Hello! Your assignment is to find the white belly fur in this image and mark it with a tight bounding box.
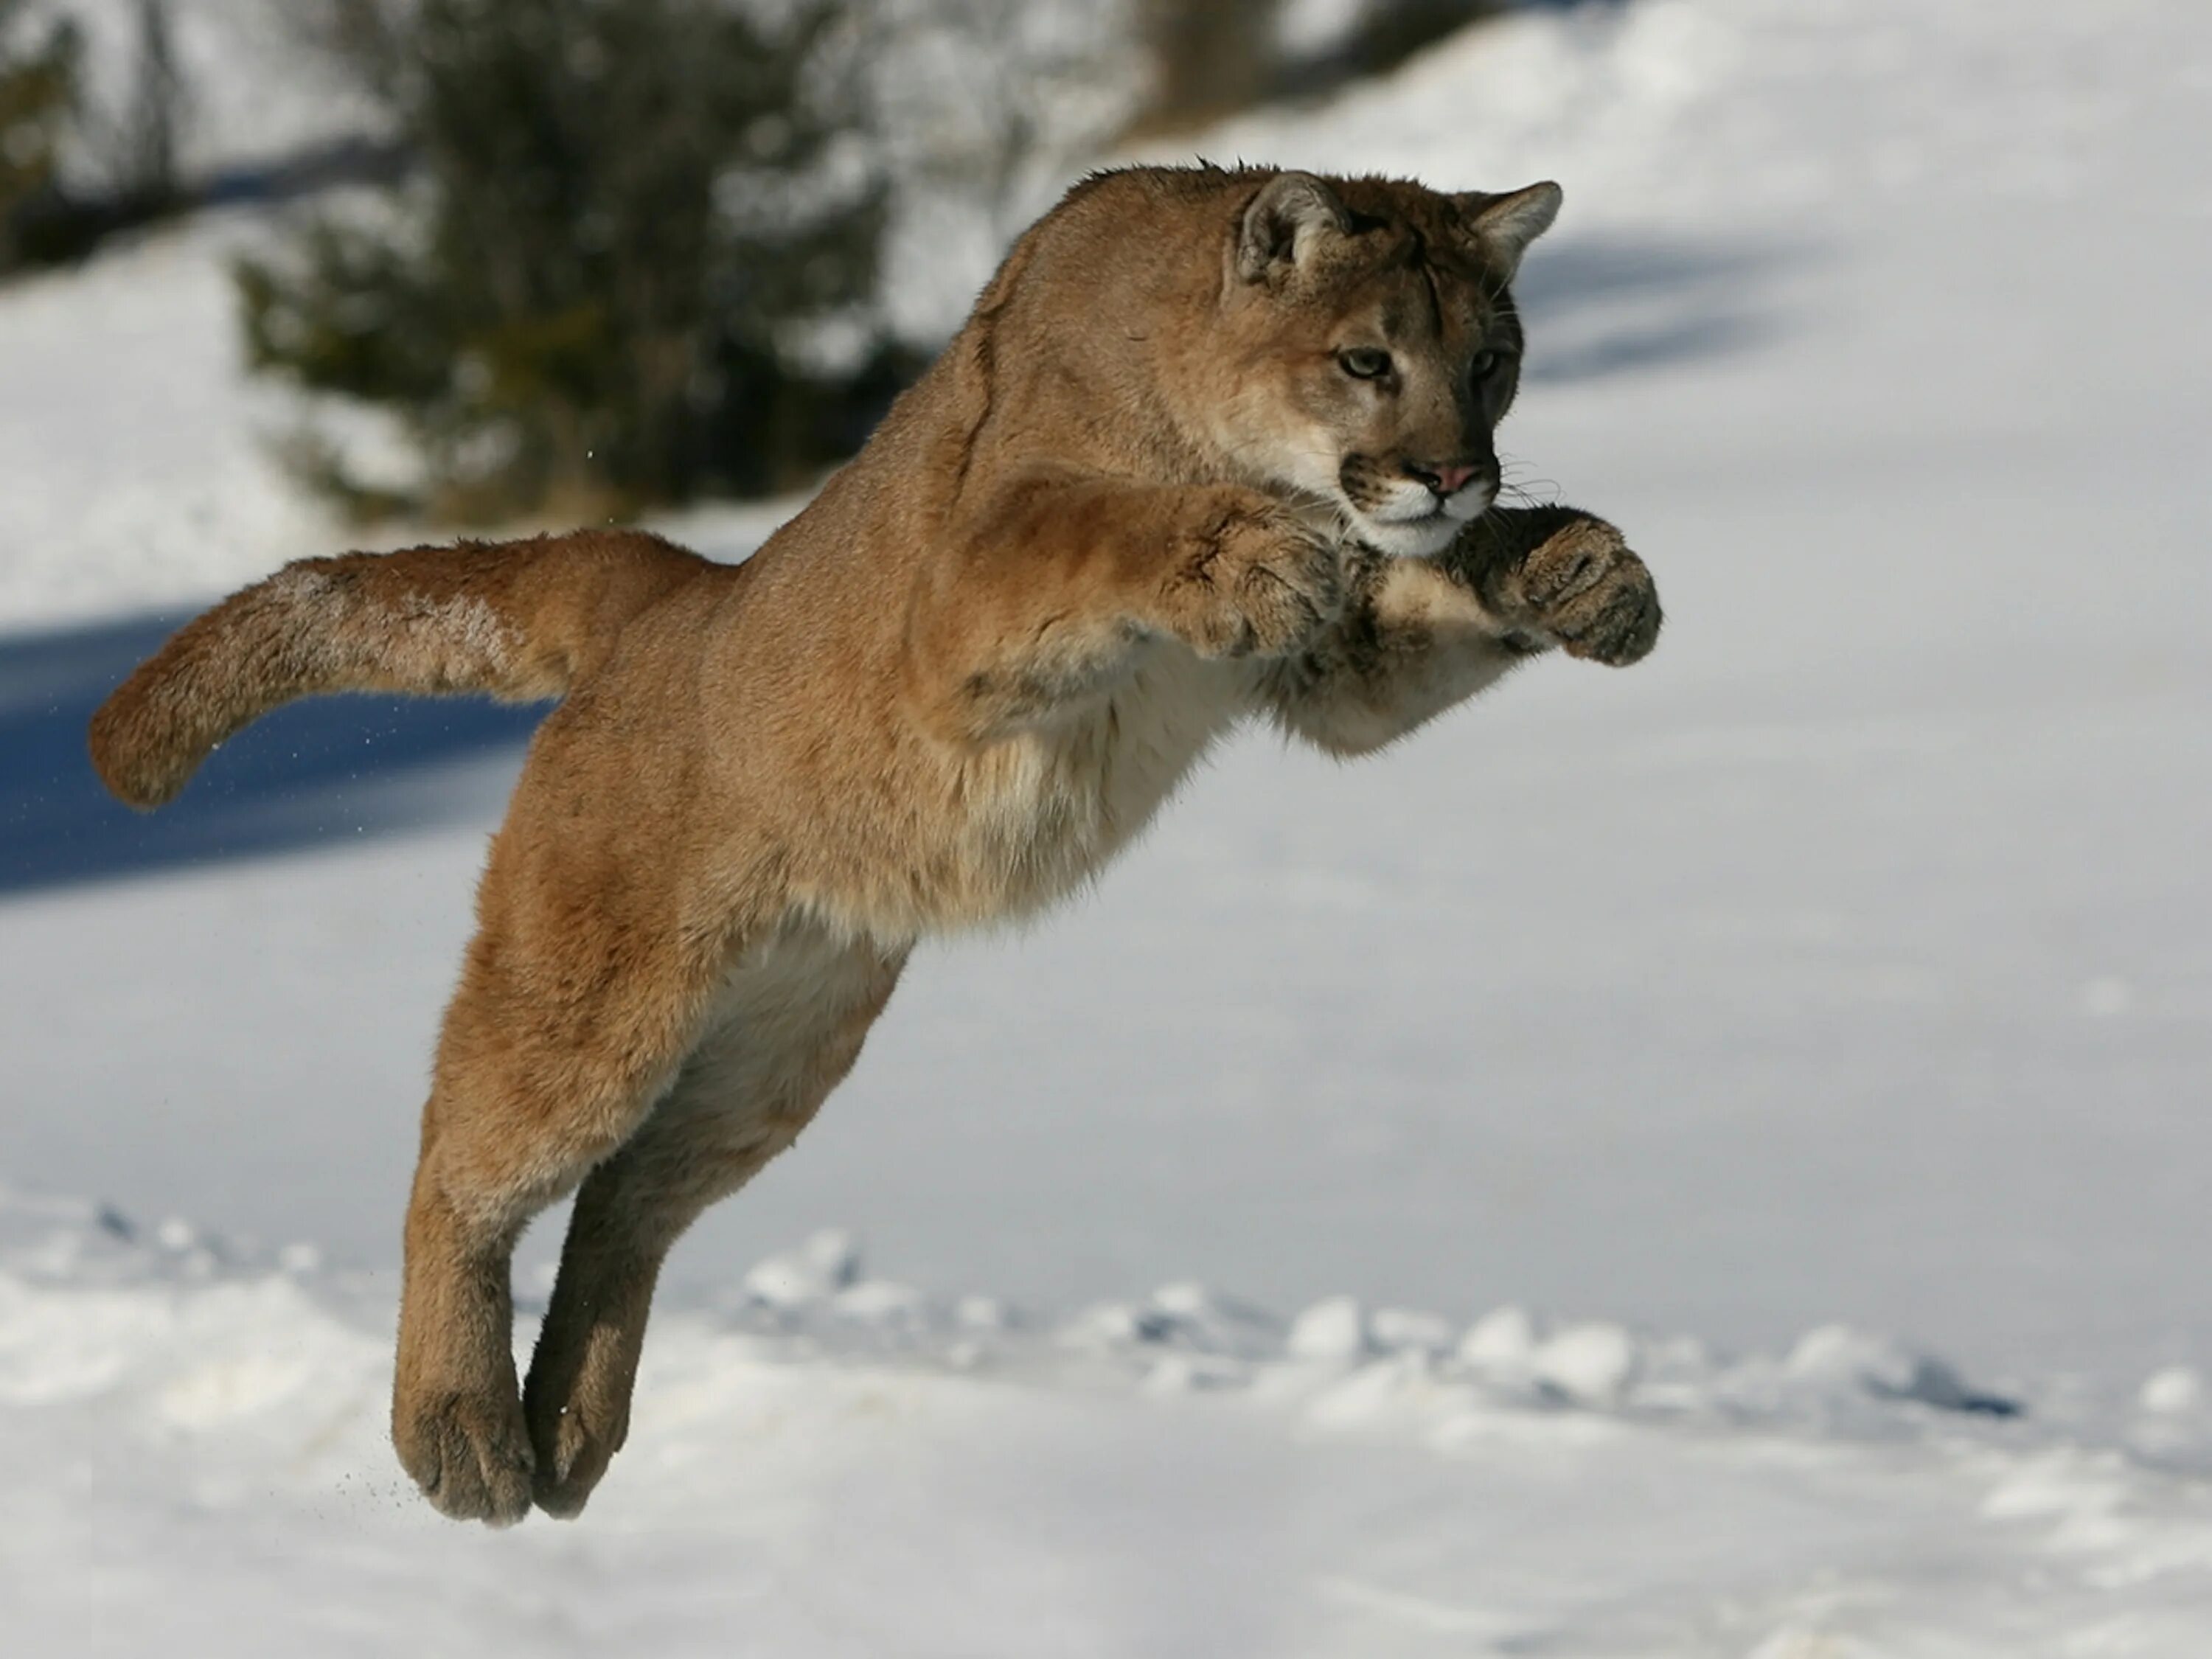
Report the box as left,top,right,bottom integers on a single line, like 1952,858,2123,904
961,641,1245,924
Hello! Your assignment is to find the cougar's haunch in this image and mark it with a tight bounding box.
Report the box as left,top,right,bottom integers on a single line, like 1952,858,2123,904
89,165,1660,1524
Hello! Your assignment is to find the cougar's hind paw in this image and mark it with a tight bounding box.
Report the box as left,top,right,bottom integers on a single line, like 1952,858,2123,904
394,1386,537,1526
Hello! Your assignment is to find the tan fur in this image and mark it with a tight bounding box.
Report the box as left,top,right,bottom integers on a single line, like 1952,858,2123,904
87,165,1659,1524
89,530,710,809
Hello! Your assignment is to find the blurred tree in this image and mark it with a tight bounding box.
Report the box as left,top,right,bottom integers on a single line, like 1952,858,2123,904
0,0,80,268
114,0,184,212
239,0,900,524
1142,0,1508,132
1142,0,1279,130
3,0,187,271
1323,0,1510,80
862,0,1141,252
849,0,1145,349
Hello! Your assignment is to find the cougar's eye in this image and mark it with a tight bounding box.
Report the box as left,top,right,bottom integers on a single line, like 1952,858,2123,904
1338,347,1394,381
1470,349,1500,381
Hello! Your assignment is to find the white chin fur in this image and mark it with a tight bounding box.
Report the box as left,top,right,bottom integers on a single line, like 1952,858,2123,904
1443,487,1494,524
1354,512,1461,559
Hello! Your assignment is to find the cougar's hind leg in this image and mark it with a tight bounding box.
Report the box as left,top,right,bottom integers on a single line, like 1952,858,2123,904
391,827,738,1526
524,921,908,1518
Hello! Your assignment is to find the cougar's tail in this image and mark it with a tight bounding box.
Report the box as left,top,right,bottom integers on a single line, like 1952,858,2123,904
89,529,712,810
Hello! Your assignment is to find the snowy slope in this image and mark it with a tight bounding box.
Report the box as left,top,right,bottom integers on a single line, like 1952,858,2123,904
3,0,2211,1649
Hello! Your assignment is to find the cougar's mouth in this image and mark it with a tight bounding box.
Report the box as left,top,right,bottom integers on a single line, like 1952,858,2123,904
1332,453,1495,558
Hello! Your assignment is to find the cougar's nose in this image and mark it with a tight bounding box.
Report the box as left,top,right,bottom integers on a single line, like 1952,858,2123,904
1405,459,1481,498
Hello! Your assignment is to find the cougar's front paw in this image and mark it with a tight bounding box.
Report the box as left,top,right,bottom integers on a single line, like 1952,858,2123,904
393,1383,537,1526
1496,518,1661,667
1179,497,1347,658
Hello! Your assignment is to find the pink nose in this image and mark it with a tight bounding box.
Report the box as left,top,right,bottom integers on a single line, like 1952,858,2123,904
1413,461,1481,498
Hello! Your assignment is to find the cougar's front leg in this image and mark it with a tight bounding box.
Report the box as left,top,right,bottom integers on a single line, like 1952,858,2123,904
908,470,1348,741
1263,547,1531,755
1448,506,1663,667
1264,507,1661,754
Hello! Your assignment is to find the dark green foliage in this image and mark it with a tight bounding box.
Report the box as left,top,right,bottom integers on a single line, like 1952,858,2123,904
114,0,184,213
0,1,80,268
239,0,902,523
3,2,189,273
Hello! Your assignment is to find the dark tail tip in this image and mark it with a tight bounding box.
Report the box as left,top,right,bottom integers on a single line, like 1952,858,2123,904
88,678,191,810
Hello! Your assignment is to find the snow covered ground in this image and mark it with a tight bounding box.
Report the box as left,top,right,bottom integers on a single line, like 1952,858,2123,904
10,1187,2212,1657
4,0,2211,1651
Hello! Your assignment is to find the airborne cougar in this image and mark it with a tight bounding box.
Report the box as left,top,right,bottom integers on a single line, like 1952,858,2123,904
91,165,1661,1523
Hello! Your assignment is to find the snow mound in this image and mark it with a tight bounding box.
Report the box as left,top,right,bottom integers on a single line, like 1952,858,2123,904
0,1189,2053,1431
8,1188,2212,1655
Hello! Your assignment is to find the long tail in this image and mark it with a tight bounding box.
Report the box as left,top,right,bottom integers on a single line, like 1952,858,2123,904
89,528,713,810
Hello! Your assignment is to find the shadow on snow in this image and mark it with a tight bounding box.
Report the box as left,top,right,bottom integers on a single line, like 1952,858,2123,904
1517,232,1787,384
0,611,544,898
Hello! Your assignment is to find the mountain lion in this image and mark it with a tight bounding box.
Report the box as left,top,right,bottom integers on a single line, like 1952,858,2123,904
91,164,1660,1523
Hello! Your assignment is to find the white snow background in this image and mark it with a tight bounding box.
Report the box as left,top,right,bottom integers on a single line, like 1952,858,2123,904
2,1,2211,1653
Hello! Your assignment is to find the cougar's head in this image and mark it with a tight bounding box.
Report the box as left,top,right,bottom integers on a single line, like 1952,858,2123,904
1211,171,1562,558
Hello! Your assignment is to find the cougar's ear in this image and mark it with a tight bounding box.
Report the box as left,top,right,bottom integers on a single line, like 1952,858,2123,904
1237,172,1352,283
1456,181,1563,277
